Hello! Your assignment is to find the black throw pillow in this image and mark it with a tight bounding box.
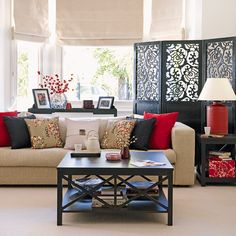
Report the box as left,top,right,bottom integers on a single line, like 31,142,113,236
3,115,36,149
129,118,156,151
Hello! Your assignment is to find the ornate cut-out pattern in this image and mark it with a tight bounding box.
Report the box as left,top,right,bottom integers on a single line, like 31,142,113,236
207,40,233,80
165,43,200,101
136,44,160,101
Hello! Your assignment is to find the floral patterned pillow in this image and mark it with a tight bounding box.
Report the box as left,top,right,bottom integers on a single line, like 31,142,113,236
101,120,135,149
25,117,63,149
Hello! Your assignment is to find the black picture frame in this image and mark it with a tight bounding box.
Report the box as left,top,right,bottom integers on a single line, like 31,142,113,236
32,89,51,109
97,96,114,109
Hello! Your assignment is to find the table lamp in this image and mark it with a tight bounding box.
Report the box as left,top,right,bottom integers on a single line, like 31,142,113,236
198,78,236,135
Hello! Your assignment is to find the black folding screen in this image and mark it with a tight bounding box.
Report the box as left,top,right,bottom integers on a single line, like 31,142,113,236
133,37,236,133
161,40,202,131
133,41,162,114
203,37,236,133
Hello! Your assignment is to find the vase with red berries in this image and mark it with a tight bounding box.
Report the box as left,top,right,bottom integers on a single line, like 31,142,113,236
38,71,74,109
50,93,67,109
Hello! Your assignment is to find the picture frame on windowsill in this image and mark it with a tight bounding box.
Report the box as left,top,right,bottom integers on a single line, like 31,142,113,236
32,89,51,109
97,96,114,109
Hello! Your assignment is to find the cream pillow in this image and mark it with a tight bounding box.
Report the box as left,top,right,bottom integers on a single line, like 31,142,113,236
64,119,99,150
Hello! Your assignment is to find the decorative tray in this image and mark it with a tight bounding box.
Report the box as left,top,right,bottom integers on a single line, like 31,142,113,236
71,152,101,158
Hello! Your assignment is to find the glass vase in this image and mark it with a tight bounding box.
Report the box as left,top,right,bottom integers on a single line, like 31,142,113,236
50,93,67,109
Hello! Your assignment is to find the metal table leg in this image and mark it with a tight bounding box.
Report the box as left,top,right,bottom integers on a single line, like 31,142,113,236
167,172,173,226
57,171,63,226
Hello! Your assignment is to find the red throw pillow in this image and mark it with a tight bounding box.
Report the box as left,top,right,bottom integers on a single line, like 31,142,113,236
143,111,179,149
0,111,18,147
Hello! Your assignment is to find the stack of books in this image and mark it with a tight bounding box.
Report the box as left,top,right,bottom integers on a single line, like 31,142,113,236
126,181,159,199
208,151,232,160
92,186,127,208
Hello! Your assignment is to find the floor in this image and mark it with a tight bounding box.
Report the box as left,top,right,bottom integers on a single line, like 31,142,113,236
0,182,235,236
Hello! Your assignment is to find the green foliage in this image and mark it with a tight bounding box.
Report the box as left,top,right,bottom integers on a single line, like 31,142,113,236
17,52,29,96
92,48,132,99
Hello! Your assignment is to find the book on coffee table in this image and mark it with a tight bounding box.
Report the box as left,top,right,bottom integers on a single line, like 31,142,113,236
130,160,166,167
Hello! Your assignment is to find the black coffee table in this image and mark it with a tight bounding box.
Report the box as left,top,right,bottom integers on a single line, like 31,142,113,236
57,151,174,226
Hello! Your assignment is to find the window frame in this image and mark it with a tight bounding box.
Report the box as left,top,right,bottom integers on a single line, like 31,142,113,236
12,40,44,111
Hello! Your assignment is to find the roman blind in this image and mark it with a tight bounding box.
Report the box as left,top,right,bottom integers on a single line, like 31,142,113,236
149,0,184,40
56,0,143,45
13,0,49,41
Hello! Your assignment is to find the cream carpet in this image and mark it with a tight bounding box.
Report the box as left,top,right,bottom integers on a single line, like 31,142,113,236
0,182,236,236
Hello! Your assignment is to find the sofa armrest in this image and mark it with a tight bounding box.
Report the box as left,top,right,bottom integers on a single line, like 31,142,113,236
171,122,195,185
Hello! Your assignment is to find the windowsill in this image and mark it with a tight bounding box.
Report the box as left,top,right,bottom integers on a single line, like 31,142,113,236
70,100,133,116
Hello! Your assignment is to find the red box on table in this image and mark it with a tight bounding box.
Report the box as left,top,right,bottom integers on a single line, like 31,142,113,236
209,157,235,178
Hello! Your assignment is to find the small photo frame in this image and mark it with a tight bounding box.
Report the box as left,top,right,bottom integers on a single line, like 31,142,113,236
97,96,114,109
83,100,94,109
32,89,51,109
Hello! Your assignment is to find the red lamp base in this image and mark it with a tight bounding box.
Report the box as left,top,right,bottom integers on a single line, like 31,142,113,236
207,102,228,135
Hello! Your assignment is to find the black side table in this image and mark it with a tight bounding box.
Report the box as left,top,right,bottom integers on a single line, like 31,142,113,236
196,134,236,186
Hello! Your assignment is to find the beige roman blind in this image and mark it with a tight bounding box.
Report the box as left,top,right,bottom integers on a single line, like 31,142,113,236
56,0,143,45
13,0,49,41
149,0,183,40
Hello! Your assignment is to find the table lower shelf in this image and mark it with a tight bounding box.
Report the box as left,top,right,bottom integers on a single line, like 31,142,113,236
197,171,236,185
62,188,168,213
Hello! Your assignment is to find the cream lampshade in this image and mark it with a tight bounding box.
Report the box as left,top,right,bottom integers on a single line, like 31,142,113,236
198,78,236,135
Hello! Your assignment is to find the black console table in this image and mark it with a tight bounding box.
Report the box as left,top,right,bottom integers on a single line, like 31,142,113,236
28,108,117,117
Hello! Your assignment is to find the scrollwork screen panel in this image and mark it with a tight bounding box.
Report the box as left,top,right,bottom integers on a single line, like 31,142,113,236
165,43,200,101
205,38,235,133
135,43,160,101
207,40,233,81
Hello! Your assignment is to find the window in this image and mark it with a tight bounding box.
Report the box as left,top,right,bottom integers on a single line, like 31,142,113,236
16,41,42,111
62,46,133,101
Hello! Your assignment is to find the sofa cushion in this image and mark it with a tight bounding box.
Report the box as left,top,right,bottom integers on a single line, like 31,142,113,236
25,117,63,149
0,147,68,167
58,118,109,144
101,120,136,149
3,115,36,149
144,112,179,149
128,118,156,151
0,111,18,147
64,118,99,149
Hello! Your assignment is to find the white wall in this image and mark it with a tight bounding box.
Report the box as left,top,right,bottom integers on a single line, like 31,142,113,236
0,0,11,111
185,0,236,40
202,0,236,39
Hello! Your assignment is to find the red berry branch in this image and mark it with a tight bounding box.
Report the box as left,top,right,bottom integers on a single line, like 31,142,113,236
38,71,74,95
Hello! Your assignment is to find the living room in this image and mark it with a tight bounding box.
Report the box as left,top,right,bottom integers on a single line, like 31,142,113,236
0,0,236,235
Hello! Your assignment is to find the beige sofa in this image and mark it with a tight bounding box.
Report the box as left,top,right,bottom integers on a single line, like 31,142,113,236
0,118,195,186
